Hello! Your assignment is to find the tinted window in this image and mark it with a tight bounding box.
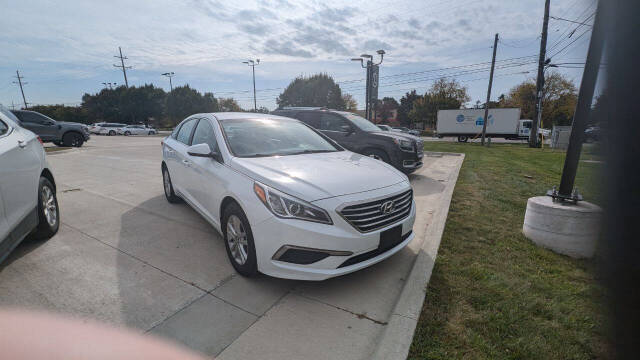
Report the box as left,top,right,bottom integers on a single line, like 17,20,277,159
0,120,8,136
220,118,340,157
176,118,197,144
318,113,348,132
20,112,47,124
295,112,320,128
339,112,380,132
191,119,218,151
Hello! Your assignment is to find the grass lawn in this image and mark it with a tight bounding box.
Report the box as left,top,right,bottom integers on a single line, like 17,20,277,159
409,142,609,359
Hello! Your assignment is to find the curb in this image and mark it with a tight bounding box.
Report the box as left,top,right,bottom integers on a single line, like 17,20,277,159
371,154,464,360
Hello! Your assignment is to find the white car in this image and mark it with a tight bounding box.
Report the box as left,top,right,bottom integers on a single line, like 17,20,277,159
0,105,60,264
161,113,415,280
118,125,157,136
91,122,127,136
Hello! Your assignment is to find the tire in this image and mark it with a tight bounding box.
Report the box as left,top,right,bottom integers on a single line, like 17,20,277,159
32,177,60,240
162,166,181,203
148,131,154,135
457,135,469,143
124,131,131,136
63,132,84,147
364,148,390,163
109,130,116,136
222,202,258,277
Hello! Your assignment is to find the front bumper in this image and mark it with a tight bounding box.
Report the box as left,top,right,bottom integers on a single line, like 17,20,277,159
252,181,415,281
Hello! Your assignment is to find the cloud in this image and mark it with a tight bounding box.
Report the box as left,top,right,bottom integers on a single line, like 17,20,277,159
363,39,393,51
263,39,314,58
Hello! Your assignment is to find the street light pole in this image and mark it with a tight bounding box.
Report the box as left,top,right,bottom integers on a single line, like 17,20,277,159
243,59,260,111
161,72,175,91
351,50,384,121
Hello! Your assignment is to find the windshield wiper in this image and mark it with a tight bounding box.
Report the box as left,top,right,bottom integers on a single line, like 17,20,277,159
289,149,336,155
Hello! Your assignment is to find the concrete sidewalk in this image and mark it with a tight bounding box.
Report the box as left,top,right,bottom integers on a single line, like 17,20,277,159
0,136,463,359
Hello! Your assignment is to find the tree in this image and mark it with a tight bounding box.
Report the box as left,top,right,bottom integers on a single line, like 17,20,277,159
28,104,89,124
505,71,577,127
219,98,243,112
119,84,166,124
397,90,422,126
165,85,219,125
377,97,399,122
342,94,358,111
277,73,345,109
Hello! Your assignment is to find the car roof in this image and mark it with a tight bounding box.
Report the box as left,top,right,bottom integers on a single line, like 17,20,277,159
208,112,296,122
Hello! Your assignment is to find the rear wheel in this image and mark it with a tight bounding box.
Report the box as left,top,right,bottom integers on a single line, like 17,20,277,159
457,135,469,143
124,131,131,136
32,177,59,240
162,166,181,203
109,130,116,136
63,132,84,147
364,149,390,163
148,131,154,135
222,202,258,277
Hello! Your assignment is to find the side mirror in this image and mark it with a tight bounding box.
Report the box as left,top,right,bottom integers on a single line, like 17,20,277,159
340,125,354,134
187,143,221,162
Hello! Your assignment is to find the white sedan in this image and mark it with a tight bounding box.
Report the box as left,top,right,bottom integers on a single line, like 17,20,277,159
118,125,157,136
161,113,415,280
0,105,60,264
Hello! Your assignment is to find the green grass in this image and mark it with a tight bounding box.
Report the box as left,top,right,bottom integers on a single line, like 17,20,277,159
409,143,609,359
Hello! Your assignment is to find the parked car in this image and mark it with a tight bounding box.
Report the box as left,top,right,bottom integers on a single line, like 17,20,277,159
377,124,394,132
11,110,90,147
584,126,601,142
392,126,420,136
0,106,60,264
118,125,157,136
271,108,423,174
161,113,415,280
91,123,127,136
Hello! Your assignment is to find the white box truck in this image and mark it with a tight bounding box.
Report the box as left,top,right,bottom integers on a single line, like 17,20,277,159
436,108,533,142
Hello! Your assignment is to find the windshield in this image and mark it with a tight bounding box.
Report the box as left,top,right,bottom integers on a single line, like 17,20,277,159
338,112,381,132
220,118,341,158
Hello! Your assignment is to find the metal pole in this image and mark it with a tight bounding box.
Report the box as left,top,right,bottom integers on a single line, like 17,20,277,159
365,61,371,120
554,0,604,200
119,47,129,87
530,0,551,147
482,33,499,146
252,64,257,112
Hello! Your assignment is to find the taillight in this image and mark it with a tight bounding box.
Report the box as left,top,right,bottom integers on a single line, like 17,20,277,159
37,136,43,144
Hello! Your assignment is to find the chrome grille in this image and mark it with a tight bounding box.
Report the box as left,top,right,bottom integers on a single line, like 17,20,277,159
338,189,413,232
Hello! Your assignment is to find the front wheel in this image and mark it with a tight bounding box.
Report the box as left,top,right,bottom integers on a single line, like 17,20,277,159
109,130,116,136
222,202,258,277
63,132,84,147
32,177,60,240
148,131,154,135
457,135,469,143
124,131,131,136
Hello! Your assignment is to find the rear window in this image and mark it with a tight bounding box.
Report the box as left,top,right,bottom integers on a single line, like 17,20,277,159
0,120,8,136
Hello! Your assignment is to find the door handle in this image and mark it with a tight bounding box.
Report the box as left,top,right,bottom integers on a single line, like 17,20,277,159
18,140,27,148
182,159,191,167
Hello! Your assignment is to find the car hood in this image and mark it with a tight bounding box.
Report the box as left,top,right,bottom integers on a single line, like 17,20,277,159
231,151,407,202
369,131,421,142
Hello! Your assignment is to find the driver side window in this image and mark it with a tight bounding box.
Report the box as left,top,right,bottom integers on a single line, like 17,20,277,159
191,119,218,151
319,114,348,132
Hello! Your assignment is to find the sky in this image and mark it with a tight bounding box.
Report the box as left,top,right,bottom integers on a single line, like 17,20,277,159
0,0,596,111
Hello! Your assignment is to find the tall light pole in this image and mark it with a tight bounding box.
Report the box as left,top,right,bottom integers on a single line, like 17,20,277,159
243,59,260,111
161,72,175,91
351,50,384,121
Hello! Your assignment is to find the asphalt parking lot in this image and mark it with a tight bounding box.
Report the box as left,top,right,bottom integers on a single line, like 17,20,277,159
0,135,463,359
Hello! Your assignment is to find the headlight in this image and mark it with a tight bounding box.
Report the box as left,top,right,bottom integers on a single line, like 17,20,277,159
253,182,332,224
393,138,415,152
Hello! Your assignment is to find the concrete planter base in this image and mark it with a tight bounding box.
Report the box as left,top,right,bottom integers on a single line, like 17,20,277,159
523,196,601,258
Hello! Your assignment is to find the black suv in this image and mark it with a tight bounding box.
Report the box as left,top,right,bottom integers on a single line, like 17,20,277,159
11,110,90,147
272,108,423,174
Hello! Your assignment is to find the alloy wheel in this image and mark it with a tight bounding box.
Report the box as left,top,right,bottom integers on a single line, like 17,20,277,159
226,215,248,265
163,169,171,196
42,185,58,226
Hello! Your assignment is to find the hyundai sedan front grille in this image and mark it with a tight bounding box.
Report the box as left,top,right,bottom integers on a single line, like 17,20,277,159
338,189,413,232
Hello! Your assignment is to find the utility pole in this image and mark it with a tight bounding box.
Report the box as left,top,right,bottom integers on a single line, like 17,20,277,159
482,33,499,145
530,0,551,147
161,72,175,91
13,70,28,109
113,47,131,87
242,59,260,111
